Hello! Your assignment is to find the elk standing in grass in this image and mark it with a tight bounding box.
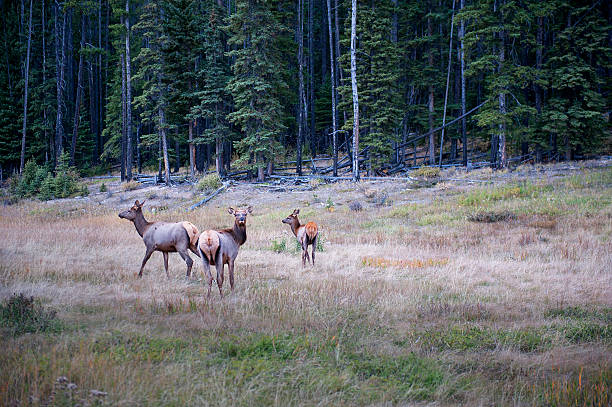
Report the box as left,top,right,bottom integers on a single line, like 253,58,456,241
282,209,318,267
198,206,252,298
118,200,200,278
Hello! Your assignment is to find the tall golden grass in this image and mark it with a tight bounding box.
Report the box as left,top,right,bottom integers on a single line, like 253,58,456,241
1,167,610,406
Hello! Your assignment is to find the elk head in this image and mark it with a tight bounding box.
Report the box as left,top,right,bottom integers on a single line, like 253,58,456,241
119,200,145,220
228,206,253,227
282,209,300,225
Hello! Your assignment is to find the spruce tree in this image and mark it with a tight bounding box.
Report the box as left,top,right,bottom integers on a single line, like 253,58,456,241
226,0,288,181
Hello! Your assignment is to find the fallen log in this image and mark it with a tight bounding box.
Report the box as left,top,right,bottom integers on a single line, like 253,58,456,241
187,182,228,211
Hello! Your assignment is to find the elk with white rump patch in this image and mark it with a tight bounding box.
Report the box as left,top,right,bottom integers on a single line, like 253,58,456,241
198,206,252,298
118,200,200,278
282,208,319,267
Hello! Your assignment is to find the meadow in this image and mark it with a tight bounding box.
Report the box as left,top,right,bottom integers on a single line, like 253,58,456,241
1,166,611,406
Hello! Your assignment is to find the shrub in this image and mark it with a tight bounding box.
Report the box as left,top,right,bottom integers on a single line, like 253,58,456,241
0,293,63,336
13,160,50,198
121,180,140,191
270,238,288,253
467,210,516,223
38,173,55,201
11,154,90,201
197,173,222,192
413,166,441,178
99,182,107,193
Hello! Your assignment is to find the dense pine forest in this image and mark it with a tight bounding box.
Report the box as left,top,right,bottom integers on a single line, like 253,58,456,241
1,0,610,183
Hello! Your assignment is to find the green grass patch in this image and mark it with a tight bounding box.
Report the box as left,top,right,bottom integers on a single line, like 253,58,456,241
348,352,445,400
0,294,64,336
91,331,193,363
563,168,612,189
458,182,553,207
544,306,612,324
407,325,552,353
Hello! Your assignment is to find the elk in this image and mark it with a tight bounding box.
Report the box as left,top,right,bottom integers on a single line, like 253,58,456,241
118,200,200,278
282,208,318,267
198,206,252,298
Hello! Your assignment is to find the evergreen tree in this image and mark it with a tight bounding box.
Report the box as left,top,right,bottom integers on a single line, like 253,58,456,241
226,0,289,181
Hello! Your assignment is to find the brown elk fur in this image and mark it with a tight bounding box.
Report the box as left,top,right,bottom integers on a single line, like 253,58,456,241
119,200,200,278
282,209,319,267
198,206,252,298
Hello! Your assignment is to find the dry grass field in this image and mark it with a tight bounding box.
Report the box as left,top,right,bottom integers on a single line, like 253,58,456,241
1,165,611,406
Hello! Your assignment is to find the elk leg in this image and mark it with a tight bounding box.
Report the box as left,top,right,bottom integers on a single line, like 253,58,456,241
311,237,316,266
199,247,214,298
178,250,193,278
202,259,213,298
139,247,155,277
228,259,235,291
216,262,225,298
162,252,170,279
302,241,310,266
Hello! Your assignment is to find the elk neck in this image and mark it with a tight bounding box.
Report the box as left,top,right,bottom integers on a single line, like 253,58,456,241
289,216,302,237
227,221,247,246
132,211,152,238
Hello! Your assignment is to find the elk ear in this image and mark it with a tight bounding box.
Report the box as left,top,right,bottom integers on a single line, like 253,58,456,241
228,207,235,215
134,200,140,206
293,208,300,215
247,206,253,214
139,200,145,207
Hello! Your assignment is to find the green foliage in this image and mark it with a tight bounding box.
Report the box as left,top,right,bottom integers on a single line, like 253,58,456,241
196,173,221,192
99,182,107,193
226,0,289,173
0,293,63,336
270,238,288,253
9,155,88,201
458,182,553,207
413,166,441,178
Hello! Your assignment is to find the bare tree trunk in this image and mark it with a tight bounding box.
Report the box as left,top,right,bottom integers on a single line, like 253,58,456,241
428,8,435,165
42,0,49,163
159,105,170,185
297,0,305,176
98,0,103,162
256,151,264,182
308,0,315,157
497,30,506,168
350,0,359,181
188,119,195,177
20,0,33,172
136,122,141,174
55,2,67,166
334,0,347,127
534,15,543,163
326,0,337,176
70,15,85,166
460,0,467,167
439,0,456,167
120,45,126,181
87,14,97,163
125,0,133,180
215,135,224,176
174,134,180,173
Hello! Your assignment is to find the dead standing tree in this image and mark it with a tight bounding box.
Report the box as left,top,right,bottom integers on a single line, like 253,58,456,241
350,0,359,181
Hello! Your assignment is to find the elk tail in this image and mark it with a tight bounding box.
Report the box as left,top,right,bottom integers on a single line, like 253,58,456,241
181,221,201,256
198,230,220,266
